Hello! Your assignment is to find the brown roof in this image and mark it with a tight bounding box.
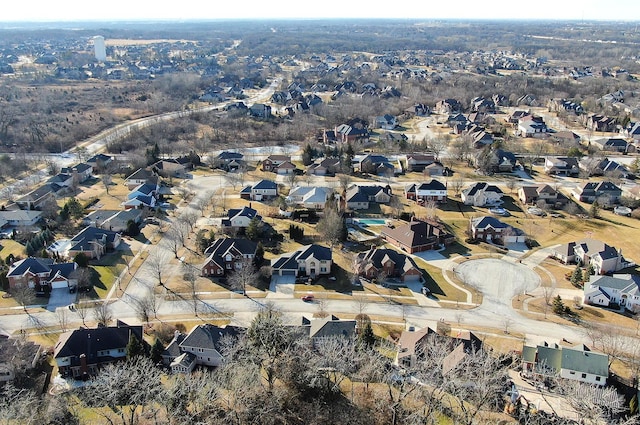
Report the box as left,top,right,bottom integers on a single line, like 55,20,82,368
381,220,447,248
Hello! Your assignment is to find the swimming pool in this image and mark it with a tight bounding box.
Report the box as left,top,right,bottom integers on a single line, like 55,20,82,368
357,219,387,226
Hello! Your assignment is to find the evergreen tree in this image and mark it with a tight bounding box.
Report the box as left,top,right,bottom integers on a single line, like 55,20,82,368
254,242,265,267
126,333,145,359
150,338,164,364
246,216,261,241
570,265,583,287
552,295,565,315
590,200,600,219
302,143,315,166
358,321,376,349
74,253,89,268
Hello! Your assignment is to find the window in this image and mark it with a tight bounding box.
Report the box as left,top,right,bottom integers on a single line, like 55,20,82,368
595,376,601,381
569,371,575,375
118,348,125,353
582,373,587,378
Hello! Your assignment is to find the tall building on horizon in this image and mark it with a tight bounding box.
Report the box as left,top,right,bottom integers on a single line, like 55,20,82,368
93,35,106,62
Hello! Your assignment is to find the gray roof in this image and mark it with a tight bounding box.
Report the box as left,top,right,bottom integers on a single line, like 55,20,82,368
179,324,242,351
271,244,332,271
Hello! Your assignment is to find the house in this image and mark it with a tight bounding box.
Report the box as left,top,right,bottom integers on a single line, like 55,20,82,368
424,162,446,176
518,184,566,207
83,209,143,233
304,315,356,343
306,157,341,176
271,244,332,278
394,326,482,368
469,216,525,243
7,257,77,292
275,161,297,175
579,157,630,178
470,96,496,113
551,239,629,275
54,321,144,379
548,98,584,115
521,342,608,386
15,184,59,210
591,138,634,153
215,151,244,171
48,173,74,188
67,226,121,259
334,123,369,143
404,180,447,203
403,153,436,172
286,186,332,210
345,185,392,210
544,157,580,176
381,219,454,253
586,114,618,133
200,238,257,277
571,181,622,205
151,159,186,178
122,194,156,210
517,114,548,137
240,180,278,201
166,324,243,373
127,182,158,200
262,155,291,172
461,182,503,207
124,168,158,190
435,98,462,114
355,247,424,283
375,114,398,130
0,336,42,383
221,206,262,229
248,103,272,119
86,153,114,171
60,163,93,183
477,149,517,173
352,154,396,175
0,210,42,228
584,274,640,311
551,131,581,145
404,103,430,117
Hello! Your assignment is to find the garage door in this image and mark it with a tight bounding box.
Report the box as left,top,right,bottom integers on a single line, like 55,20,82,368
280,270,296,276
51,280,69,289
403,274,420,282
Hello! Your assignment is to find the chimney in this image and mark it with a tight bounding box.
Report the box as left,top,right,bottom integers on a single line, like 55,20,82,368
80,353,88,377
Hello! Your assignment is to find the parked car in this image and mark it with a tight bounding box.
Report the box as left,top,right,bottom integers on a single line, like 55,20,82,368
527,207,546,216
489,207,510,216
301,294,314,302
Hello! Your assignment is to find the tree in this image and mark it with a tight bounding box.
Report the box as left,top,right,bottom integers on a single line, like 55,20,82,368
56,308,70,332
228,257,258,296
570,265,583,287
389,194,403,218
552,295,565,315
73,252,89,268
245,216,262,241
450,177,465,197
146,248,169,287
506,179,517,194
93,301,113,327
150,338,164,364
0,383,42,425
74,294,91,327
317,208,344,249
126,332,145,359
358,321,376,348
589,200,600,219
102,174,112,195
11,281,36,312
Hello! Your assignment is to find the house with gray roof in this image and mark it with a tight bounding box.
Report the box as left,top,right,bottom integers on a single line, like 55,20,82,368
15,183,60,210
355,247,424,283
83,209,143,233
7,257,77,292
286,186,332,210
240,179,278,201
221,206,262,229
469,216,525,243
551,239,630,275
461,182,503,207
345,185,392,210
522,342,608,386
67,226,121,260
571,181,622,205
54,321,144,379
271,244,332,278
303,315,356,343
584,274,640,311
165,324,243,373
201,238,257,277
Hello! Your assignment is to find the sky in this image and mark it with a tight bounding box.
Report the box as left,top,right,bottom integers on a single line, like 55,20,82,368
2,0,640,22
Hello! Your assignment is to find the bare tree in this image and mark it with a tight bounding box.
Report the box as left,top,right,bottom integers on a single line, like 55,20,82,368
450,177,465,197
74,294,91,327
10,282,36,312
317,208,343,249
338,174,352,193
182,262,201,316
389,194,403,218
177,210,199,234
102,174,113,195
0,383,43,425
56,308,70,332
506,179,517,194
146,248,169,287
227,257,258,296
424,199,438,220
93,301,113,327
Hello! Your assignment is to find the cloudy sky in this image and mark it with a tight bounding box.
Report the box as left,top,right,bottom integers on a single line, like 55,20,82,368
2,0,640,22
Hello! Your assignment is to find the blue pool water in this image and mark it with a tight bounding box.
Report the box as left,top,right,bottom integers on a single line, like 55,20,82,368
357,219,387,226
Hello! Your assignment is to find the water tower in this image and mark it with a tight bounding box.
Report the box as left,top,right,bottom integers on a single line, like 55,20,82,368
93,36,106,62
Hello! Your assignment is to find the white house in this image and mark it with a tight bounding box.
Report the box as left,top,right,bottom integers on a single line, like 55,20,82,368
461,182,503,207
286,186,332,210
240,180,278,201
584,274,640,311
271,244,332,278
221,206,261,229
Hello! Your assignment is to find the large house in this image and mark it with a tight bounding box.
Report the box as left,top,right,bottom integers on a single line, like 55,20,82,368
271,244,332,278
0,210,42,230
221,206,262,230
83,209,143,233
381,219,454,253
345,185,392,210
579,157,630,178
516,114,548,137
591,138,634,153
584,274,640,311
461,182,503,207
304,315,356,343
164,324,243,373
200,238,257,277
240,180,278,201
54,321,144,379
544,157,580,176
404,180,447,203
521,342,608,386
262,155,291,172
518,184,566,208
355,248,424,283
124,168,158,190
550,239,629,275
403,153,436,172
215,151,244,171
7,257,77,292
67,226,122,259
15,184,60,210
306,157,342,176
394,326,482,368
286,186,332,210
352,154,396,175
469,216,525,243
571,181,622,205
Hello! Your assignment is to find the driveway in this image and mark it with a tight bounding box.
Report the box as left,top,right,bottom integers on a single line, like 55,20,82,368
268,275,295,298
454,258,540,316
47,288,76,311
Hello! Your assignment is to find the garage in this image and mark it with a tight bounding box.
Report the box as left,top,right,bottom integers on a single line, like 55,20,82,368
50,279,70,289
280,270,296,276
